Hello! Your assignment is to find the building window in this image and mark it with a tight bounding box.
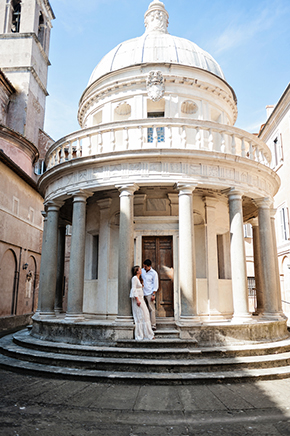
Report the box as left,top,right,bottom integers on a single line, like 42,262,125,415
278,205,290,243
272,133,283,168
34,159,46,175
38,11,46,47
13,196,19,216
243,223,253,238
11,0,21,33
147,111,165,143
92,235,99,280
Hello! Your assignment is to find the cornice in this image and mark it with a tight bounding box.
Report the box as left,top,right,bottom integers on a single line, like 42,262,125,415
259,83,290,142
0,124,39,163
2,66,49,96
0,33,51,67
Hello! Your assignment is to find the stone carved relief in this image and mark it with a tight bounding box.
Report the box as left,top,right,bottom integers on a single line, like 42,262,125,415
146,71,165,102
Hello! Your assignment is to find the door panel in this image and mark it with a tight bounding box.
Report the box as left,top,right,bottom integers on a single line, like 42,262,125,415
142,236,173,317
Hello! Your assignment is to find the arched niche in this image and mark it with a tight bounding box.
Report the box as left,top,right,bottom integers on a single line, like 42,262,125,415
0,249,17,316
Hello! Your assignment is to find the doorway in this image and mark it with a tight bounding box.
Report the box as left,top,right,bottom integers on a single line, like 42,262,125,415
142,236,174,317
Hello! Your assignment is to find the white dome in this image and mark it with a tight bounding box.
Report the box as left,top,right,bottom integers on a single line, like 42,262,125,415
88,1,225,86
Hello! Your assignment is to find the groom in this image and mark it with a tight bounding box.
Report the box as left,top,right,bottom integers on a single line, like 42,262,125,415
141,259,159,331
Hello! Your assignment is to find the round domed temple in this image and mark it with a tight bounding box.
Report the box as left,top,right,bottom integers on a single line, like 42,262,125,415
22,0,288,367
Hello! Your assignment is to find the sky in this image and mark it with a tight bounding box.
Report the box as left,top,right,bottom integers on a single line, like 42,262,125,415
44,0,290,141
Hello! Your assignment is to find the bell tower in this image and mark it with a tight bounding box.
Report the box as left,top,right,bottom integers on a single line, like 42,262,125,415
0,0,55,146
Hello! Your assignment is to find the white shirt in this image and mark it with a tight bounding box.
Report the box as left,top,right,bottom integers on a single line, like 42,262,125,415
141,267,159,296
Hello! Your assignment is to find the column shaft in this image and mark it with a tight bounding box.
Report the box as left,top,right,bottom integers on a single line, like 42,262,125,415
97,198,112,316
38,203,61,314
178,184,197,318
270,209,282,313
204,197,220,316
117,184,138,318
250,219,265,313
257,200,279,315
55,225,66,314
228,191,250,319
66,193,90,318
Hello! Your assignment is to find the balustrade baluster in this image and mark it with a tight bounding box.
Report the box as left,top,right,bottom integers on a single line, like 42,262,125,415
231,135,236,155
196,127,201,149
153,126,158,147
167,125,172,147
241,138,246,157
87,135,92,155
182,126,187,148
249,141,253,160
221,132,226,153
208,129,214,151
98,132,103,153
68,142,73,160
60,144,65,163
138,126,143,148
124,127,129,149
76,139,81,158
54,151,58,166
111,129,116,151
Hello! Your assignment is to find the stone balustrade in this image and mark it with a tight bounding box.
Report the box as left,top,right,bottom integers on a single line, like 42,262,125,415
45,119,271,170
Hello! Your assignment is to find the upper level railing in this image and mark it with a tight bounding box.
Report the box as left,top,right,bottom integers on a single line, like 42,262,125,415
45,118,271,170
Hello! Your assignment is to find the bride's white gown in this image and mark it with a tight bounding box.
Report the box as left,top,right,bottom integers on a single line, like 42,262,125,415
130,276,154,341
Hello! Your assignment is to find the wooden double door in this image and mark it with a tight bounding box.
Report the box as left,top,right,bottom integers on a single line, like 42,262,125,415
142,236,174,317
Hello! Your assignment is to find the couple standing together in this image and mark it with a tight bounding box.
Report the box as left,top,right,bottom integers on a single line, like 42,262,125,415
130,259,158,341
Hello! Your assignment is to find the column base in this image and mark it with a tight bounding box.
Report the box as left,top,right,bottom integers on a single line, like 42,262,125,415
64,313,84,321
259,312,285,321
38,312,55,317
115,315,134,325
178,315,201,325
231,313,253,324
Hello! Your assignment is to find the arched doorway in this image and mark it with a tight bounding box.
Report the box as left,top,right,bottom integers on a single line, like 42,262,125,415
0,249,17,316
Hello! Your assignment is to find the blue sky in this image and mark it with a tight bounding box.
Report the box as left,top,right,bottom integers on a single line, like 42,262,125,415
44,0,290,141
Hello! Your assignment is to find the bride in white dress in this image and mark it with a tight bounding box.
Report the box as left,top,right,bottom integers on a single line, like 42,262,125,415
130,266,155,341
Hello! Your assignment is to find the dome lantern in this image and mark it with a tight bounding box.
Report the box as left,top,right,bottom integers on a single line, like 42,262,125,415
144,0,169,34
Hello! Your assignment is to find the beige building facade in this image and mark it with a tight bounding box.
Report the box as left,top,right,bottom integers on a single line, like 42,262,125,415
0,0,54,331
259,84,290,321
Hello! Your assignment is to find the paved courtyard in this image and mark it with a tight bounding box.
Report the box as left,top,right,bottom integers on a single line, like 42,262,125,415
1,368,290,435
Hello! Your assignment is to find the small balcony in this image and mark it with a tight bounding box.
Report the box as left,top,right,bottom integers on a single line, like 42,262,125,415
45,118,271,171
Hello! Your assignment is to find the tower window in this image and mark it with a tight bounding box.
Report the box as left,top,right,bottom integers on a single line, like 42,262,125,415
11,0,21,33
38,11,46,46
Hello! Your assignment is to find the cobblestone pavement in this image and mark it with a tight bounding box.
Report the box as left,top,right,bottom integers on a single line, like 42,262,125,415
1,369,290,435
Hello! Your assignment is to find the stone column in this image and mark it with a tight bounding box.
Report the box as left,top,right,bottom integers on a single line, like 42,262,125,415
38,201,63,315
36,210,47,313
116,184,139,319
177,183,198,320
66,190,92,320
204,196,221,318
54,222,66,314
270,207,283,313
255,198,279,316
96,198,112,316
228,189,250,320
249,218,264,314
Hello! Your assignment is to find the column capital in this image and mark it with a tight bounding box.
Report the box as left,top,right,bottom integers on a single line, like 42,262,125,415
97,198,112,210
248,217,259,227
175,183,197,195
253,197,273,209
68,189,94,203
116,183,139,196
44,199,64,212
224,188,243,201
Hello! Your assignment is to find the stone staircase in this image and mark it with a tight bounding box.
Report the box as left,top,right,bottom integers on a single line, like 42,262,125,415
1,328,290,384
